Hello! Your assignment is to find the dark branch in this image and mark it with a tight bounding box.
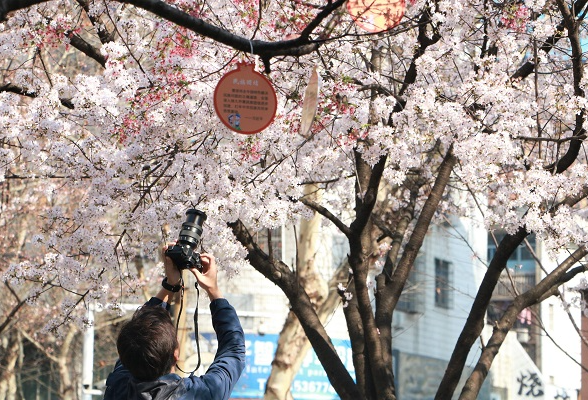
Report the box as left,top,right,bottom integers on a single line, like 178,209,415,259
298,0,347,40
0,0,46,21
115,0,335,71
436,225,529,400
68,34,107,67
298,196,352,237
512,0,588,81
399,5,441,96
0,83,74,109
76,0,115,44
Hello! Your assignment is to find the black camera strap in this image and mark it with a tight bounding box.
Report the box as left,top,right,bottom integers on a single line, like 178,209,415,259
174,274,202,377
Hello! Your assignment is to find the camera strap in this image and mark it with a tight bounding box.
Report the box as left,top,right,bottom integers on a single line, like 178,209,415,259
174,275,202,377
190,283,202,377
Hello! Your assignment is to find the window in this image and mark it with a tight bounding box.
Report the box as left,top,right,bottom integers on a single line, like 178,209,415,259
435,258,452,309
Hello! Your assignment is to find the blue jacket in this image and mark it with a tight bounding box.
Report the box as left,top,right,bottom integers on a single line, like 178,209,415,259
103,298,245,400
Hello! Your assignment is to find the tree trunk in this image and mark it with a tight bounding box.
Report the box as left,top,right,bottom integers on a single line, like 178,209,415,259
0,331,19,400
264,261,351,400
57,324,78,400
264,312,308,400
0,229,27,400
171,289,190,373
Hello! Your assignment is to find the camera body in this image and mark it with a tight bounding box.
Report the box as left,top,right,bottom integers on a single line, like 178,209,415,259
165,209,207,271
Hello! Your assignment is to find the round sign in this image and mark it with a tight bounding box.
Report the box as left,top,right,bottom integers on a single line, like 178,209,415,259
347,0,406,33
213,63,278,134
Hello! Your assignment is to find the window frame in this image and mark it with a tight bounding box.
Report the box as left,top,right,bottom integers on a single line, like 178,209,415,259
434,258,452,309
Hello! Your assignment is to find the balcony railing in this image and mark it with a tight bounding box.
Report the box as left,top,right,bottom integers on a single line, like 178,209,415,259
492,273,536,299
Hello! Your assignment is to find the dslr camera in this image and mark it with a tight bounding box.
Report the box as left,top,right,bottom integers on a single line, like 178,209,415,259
165,209,207,271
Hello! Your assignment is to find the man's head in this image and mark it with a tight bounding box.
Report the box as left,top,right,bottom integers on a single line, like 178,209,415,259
117,306,179,381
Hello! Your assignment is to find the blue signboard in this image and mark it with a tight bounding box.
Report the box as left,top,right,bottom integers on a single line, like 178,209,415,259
201,333,355,399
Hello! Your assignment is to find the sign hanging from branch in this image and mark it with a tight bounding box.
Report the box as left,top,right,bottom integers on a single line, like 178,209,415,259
347,0,406,33
214,63,278,134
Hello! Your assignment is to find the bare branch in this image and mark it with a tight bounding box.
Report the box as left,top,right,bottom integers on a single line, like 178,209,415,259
298,196,351,237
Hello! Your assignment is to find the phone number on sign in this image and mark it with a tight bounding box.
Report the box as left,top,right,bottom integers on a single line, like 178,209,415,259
292,380,336,394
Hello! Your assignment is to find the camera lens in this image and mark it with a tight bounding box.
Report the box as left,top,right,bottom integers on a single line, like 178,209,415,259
178,209,207,246
185,209,207,225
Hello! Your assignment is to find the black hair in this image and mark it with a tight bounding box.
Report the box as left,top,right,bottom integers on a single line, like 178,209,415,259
117,305,179,381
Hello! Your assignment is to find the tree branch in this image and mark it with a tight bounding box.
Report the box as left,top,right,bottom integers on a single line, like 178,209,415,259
351,153,388,234
76,0,115,44
18,328,61,364
379,146,457,311
459,246,588,399
543,0,587,174
1,0,348,72
0,284,27,336
0,0,46,20
399,5,441,96
436,224,529,400
68,34,107,67
298,196,351,237
228,219,361,400
0,83,74,109
298,0,347,40
511,0,588,81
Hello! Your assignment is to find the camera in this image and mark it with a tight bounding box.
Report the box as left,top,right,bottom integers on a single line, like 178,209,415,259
165,209,207,271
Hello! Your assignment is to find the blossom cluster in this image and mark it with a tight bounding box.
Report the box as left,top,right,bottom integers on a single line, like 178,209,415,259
0,0,587,332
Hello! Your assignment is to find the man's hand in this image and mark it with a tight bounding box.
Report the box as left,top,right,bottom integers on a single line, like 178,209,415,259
163,243,182,286
188,253,223,300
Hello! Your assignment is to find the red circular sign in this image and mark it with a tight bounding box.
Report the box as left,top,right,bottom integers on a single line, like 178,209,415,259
347,0,406,33
213,63,278,134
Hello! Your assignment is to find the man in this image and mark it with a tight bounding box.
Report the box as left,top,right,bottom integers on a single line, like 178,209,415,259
103,250,246,400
